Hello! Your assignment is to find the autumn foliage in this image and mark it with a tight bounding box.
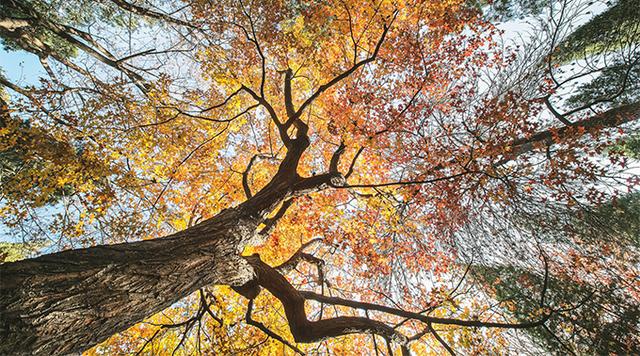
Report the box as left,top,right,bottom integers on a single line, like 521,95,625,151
1,0,639,354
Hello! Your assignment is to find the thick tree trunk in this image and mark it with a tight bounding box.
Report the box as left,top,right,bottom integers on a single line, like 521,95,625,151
0,206,260,355
0,99,330,354
0,166,311,355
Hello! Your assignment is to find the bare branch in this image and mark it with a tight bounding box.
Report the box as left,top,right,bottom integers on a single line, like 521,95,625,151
300,291,552,329
134,328,162,355
238,0,266,97
245,299,305,355
107,0,196,29
428,323,455,356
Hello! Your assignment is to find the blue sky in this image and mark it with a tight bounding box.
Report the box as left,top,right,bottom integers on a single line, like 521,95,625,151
0,48,43,244
0,48,45,87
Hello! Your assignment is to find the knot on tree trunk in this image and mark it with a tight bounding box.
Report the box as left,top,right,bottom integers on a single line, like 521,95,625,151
329,173,346,187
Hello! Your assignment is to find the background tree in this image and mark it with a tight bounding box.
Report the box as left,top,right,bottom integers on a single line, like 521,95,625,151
1,0,638,354
469,188,640,354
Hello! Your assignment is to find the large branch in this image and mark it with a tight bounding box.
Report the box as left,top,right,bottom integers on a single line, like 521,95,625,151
345,102,640,189
242,154,261,199
300,291,552,329
283,68,297,119
497,101,640,164
239,255,410,355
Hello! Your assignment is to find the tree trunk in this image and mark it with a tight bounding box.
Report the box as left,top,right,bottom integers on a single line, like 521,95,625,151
0,206,260,355
0,104,326,355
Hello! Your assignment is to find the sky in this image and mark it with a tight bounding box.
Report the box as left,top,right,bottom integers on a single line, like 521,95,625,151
0,49,45,87
0,0,621,249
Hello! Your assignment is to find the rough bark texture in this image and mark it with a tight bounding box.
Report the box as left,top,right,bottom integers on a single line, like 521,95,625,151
0,149,331,356
3,6,633,350
0,207,258,355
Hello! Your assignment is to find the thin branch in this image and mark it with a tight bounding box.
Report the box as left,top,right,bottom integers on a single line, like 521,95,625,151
201,87,246,112
151,124,229,209
259,199,295,235
135,329,162,356
107,0,197,29
294,11,398,119
199,289,223,326
238,0,266,97
275,239,326,284
428,323,455,355
245,299,305,355
341,171,471,189
345,147,364,179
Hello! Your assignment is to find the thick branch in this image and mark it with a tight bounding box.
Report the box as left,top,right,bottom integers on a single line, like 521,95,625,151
243,155,261,199
284,68,296,119
496,101,640,165
242,255,409,351
0,17,29,31
300,291,552,329
329,142,347,173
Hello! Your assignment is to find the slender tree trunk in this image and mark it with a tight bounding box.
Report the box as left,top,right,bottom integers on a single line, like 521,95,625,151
0,201,267,354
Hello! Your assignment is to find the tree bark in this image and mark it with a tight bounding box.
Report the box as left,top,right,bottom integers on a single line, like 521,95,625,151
505,101,640,159
0,152,333,355
0,203,262,355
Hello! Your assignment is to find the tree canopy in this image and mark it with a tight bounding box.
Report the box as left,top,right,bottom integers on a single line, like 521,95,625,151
1,0,639,354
